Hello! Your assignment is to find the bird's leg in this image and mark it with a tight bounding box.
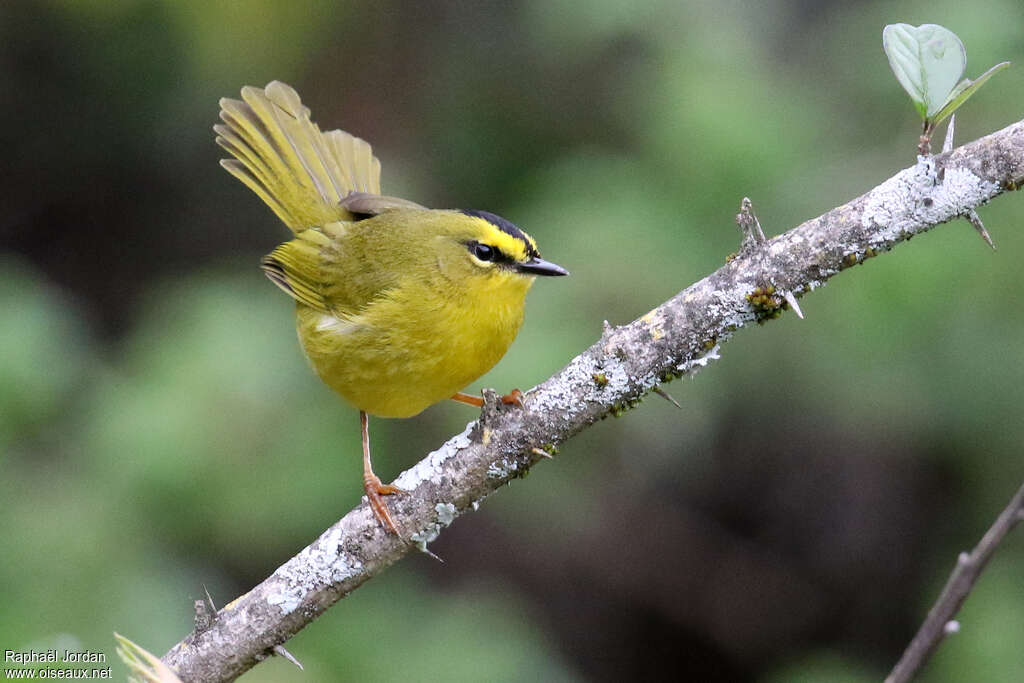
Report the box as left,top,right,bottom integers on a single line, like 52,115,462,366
450,389,524,408
361,410,405,535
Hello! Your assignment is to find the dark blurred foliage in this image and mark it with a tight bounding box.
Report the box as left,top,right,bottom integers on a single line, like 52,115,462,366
2,1,1024,681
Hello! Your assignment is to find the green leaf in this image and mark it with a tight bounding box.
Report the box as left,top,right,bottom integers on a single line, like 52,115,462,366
883,23,966,119
931,61,1011,126
115,633,183,683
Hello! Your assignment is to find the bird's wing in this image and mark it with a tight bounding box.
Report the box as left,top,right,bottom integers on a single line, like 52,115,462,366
215,81,385,232
260,223,403,316
260,231,333,312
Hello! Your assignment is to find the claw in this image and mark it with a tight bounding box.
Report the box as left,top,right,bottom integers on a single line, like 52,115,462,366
364,473,405,535
500,389,524,407
375,482,407,496
452,389,525,408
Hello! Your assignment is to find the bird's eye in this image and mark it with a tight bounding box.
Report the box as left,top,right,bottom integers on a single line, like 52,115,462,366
470,242,497,262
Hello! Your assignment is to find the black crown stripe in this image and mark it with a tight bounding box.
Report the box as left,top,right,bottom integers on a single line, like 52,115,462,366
460,209,539,258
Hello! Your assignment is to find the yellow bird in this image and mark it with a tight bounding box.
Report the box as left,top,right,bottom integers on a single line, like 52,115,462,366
215,81,567,533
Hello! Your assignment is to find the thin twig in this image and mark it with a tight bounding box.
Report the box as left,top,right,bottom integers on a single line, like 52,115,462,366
885,481,1024,683
162,118,1024,682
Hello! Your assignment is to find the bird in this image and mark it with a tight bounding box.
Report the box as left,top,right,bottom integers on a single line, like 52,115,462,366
214,81,567,534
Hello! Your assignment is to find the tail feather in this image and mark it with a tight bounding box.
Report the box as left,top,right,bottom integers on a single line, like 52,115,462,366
242,84,337,203
326,129,381,194
215,121,292,222
219,158,290,224
264,81,363,201
215,81,382,233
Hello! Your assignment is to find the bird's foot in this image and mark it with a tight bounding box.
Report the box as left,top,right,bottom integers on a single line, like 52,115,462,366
451,389,524,408
364,473,406,535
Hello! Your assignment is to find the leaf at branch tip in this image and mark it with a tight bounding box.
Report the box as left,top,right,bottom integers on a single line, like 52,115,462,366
114,633,184,683
883,23,966,119
931,61,1011,126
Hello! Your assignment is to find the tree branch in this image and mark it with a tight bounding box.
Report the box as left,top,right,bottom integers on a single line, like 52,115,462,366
885,481,1024,683
162,118,1024,682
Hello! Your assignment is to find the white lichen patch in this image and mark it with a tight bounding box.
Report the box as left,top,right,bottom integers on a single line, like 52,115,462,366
531,350,630,416
677,344,721,376
705,287,755,333
435,502,457,526
392,423,475,490
631,367,662,397
266,590,301,615
486,456,520,479
768,236,798,256
409,527,440,549
861,157,1000,241
268,525,363,615
409,502,460,552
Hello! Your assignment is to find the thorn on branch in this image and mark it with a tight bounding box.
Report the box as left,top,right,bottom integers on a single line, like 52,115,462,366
783,291,804,319
418,545,445,563
193,588,218,635
273,645,304,670
964,209,995,249
736,199,803,321
942,114,956,154
652,387,681,409
203,585,216,613
735,197,767,256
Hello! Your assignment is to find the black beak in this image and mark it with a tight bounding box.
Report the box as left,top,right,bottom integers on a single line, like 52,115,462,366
516,257,569,277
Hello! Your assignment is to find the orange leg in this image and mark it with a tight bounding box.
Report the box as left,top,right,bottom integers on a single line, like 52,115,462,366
451,389,524,408
361,410,405,535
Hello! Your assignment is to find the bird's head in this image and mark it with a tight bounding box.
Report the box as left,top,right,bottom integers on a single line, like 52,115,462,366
434,209,568,295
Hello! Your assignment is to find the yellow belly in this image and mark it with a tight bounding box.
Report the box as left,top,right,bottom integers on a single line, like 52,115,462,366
295,283,527,418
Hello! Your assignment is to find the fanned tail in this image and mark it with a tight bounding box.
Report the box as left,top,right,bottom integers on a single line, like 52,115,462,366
214,81,382,233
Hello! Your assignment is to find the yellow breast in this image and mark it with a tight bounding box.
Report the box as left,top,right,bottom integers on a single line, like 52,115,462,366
295,274,532,418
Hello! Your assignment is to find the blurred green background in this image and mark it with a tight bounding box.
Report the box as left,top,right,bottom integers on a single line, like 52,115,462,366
2,0,1023,681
